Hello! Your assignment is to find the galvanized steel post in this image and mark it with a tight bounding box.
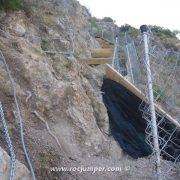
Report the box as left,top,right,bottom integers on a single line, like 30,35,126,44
140,25,162,180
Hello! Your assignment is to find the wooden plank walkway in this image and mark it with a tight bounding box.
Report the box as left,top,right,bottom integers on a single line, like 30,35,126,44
87,58,112,65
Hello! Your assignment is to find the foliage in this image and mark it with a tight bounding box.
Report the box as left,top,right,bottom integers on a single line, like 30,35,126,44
150,25,176,38
102,17,114,23
120,24,139,37
90,17,99,29
0,0,23,11
90,17,101,34
120,24,132,32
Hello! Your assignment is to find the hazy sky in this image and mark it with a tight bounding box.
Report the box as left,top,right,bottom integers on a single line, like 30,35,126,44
78,0,180,31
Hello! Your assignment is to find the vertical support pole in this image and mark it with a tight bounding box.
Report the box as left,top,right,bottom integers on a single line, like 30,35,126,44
112,36,118,69
125,32,135,84
140,25,162,180
112,25,115,43
101,24,104,38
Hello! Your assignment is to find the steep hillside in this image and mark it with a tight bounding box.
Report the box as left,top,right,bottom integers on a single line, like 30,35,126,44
0,0,122,179
0,1,179,180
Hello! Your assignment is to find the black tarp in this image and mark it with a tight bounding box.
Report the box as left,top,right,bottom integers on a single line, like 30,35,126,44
101,79,180,161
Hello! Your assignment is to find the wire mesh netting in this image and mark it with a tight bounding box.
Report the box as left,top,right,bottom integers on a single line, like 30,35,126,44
123,30,180,179
112,36,127,75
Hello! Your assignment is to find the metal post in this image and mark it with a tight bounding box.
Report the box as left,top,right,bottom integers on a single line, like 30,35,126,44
140,25,162,180
101,24,104,38
125,32,135,84
112,25,115,43
112,36,118,68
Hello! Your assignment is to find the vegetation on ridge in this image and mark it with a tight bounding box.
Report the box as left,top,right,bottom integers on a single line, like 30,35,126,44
0,0,23,11
149,25,177,38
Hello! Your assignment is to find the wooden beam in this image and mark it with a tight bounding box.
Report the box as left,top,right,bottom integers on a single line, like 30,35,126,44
105,64,180,129
91,48,113,58
95,37,114,48
87,58,112,65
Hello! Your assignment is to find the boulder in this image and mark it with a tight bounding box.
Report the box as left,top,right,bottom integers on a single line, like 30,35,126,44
0,147,31,180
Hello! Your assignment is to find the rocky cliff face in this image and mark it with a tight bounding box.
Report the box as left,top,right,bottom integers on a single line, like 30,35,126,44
0,0,122,179
90,17,119,43
23,0,99,58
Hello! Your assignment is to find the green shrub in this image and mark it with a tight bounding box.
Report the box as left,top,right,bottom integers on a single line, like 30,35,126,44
102,17,114,22
90,17,101,35
150,25,176,38
120,24,139,37
0,0,23,11
90,17,99,29
120,24,131,32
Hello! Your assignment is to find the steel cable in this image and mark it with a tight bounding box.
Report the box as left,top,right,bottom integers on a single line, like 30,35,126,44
0,102,16,180
0,51,36,180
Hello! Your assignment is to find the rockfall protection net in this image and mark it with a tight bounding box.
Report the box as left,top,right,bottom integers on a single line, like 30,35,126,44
101,78,180,161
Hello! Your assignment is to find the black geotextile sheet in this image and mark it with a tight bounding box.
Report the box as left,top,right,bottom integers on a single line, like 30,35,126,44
101,79,180,161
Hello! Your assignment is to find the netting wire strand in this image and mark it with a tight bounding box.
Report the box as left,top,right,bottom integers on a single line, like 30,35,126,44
0,51,36,180
139,27,179,179
123,26,179,179
0,102,16,180
141,28,162,180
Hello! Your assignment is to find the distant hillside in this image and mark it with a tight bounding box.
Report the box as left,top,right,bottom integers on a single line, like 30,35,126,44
90,18,180,51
